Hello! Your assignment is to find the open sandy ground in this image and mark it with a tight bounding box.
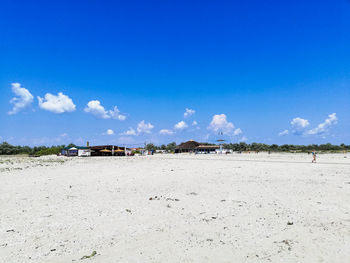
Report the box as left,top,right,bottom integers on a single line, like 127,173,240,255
1,153,350,263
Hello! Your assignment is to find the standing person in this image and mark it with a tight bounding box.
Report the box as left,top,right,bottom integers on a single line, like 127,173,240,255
312,150,317,163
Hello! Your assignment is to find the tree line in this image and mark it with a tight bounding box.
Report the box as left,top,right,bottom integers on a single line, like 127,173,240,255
145,142,350,153
221,142,350,152
1,141,349,156
0,142,76,156
145,142,177,152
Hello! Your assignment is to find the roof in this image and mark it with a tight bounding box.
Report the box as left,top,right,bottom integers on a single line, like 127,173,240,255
176,140,200,150
63,146,89,150
89,145,131,151
90,145,119,150
115,149,124,152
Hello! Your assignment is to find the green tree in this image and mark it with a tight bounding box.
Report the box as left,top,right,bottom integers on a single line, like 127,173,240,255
166,142,177,152
145,143,156,151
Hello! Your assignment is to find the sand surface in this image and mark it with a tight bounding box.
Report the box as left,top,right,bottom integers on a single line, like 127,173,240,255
1,153,350,263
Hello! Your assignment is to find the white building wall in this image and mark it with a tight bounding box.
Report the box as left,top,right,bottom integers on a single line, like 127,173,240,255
78,149,91,157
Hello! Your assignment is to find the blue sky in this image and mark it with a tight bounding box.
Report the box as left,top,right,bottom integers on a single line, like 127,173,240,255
1,0,350,146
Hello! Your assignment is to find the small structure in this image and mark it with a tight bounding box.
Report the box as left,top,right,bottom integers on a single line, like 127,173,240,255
90,145,116,156
175,140,200,153
114,148,125,156
175,140,220,154
62,146,90,157
216,139,225,154
99,148,112,156
62,144,132,157
61,147,69,156
90,145,131,156
196,145,220,154
68,147,78,156
77,147,91,157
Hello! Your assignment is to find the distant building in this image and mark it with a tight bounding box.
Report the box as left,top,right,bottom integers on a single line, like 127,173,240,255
62,146,90,157
77,147,91,157
196,145,220,154
175,140,200,153
175,140,220,154
90,145,131,156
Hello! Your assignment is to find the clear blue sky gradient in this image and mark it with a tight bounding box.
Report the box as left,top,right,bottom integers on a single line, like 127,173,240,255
1,0,350,146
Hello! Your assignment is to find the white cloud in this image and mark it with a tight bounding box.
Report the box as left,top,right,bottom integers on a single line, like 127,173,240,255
184,108,195,118
38,92,76,113
84,100,126,120
120,127,137,136
307,113,338,135
278,129,289,136
106,129,114,135
84,100,109,119
120,121,154,136
174,121,188,130
233,128,242,136
285,113,338,136
291,117,309,129
290,117,309,135
137,120,154,134
208,114,234,134
109,106,126,120
159,129,174,135
8,83,34,115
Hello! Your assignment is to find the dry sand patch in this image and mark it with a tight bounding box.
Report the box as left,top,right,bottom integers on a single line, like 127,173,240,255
0,153,349,262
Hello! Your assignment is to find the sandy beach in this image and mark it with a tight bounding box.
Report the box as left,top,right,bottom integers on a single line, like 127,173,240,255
1,153,350,263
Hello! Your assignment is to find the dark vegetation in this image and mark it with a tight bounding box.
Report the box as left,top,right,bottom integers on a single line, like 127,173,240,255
0,142,76,156
146,142,350,153
222,142,350,152
145,142,177,152
1,141,349,156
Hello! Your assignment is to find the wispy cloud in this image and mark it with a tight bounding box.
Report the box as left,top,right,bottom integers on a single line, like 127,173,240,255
84,100,126,120
137,120,154,134
120,127,137,136
174,121,188,130
109,106,126,120
281,113,338,137
8,83,34,115
104,129,114,135
159,129,174,135
120,121,154,136
233,128,242,136
184,108,195,118
278,129,289,136
307,113,337,135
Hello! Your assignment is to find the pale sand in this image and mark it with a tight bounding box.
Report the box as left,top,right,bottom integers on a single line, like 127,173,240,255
1,153,350,263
